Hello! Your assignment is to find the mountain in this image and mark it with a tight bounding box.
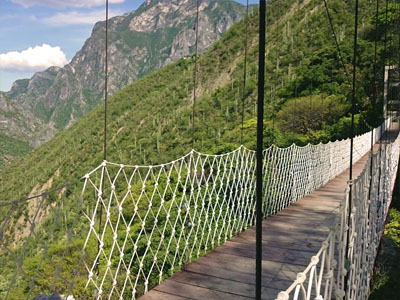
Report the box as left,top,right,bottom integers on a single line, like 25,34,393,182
0,0,388,202
0,92,52,165
6,0,245,141
1,0,395,296
0,92,46,143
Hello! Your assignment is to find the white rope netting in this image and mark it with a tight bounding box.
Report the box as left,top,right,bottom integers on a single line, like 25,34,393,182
275,120,399,300
0,120,390,299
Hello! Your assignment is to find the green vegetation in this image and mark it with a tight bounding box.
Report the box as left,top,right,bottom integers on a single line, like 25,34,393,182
0,0,399,297
0,133,32,166
370,170,400,299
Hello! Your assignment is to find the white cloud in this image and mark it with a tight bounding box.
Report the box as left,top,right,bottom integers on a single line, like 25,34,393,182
11,0,124,9
0,44,68,72
43,9,122,26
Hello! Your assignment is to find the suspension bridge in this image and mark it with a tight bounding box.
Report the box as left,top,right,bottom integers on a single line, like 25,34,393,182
1,0,400,298
137,123,400,300
0,119,399,300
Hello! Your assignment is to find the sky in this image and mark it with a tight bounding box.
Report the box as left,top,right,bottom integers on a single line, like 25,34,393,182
0,0,258,92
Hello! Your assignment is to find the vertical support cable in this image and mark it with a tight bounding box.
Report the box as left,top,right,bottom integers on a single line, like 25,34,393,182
373,0,380,110
97,0,109,288
375,0,390,262
192,0,200,149
345,0,359,294
104,0,109,161
397,0,400,124
388,0,393,140
349,0,359,211
323,0,351,84
256,1,266,299
350,8,358,178
241,0,249,145
370,0,380,180
383,0,389,122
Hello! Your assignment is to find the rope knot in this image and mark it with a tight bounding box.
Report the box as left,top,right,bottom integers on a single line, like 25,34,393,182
335,289,345,299
322,241,329,249
311,256,319,265
323,270,334,280
276,291,289,300
296,272,307,283
331,259,337,268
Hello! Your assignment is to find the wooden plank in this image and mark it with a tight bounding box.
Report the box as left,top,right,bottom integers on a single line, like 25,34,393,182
223,239,321,254
212,243,313,266
259,217,334,229
191,251,302,281
154,280,253,300
195,251,307,278
183,262,293,290
232,230,326,248
170,271,281,300
140,290,192,300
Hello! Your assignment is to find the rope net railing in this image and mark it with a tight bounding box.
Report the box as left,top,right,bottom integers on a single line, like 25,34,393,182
263,119,390,216
275,125,400,300
0,121,389,300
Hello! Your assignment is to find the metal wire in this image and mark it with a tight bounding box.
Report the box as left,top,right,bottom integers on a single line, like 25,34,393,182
323,0,351,85
241,0,250,145
192,0,200,149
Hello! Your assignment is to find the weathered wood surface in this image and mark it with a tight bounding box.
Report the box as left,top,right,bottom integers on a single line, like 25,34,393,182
140,129,397,300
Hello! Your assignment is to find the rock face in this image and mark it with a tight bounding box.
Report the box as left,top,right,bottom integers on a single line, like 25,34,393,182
0,92,53,146
7,0,245,145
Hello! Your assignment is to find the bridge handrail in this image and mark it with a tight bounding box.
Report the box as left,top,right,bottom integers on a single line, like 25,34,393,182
275,123,400,300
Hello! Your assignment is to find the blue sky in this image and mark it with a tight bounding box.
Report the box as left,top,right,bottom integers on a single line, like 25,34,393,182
0,0,257,92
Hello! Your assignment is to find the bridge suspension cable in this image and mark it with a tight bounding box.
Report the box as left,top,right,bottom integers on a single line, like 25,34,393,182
345,0,360,291
256,0,266,299
96,0,109,294
322,0,351,84
241,0,250,145
192,0,200,149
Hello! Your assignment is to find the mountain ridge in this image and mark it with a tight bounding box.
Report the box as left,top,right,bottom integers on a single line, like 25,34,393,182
1,0,386,202
5,0,245,144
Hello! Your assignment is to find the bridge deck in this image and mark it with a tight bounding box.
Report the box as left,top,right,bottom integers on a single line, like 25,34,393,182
139,130,397,300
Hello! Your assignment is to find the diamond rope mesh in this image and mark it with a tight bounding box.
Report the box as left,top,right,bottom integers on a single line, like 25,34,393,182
0,121,388,299
275,121,398,300
79,147,257,298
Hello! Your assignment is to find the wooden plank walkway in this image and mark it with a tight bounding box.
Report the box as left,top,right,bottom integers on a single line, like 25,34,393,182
140,128,398,300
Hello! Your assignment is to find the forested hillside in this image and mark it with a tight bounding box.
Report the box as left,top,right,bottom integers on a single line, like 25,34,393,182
1,0,398,297
0,0,395,202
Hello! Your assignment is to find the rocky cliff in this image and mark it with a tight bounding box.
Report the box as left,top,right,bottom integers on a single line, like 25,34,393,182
7,0,245,143
0,92,53,146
